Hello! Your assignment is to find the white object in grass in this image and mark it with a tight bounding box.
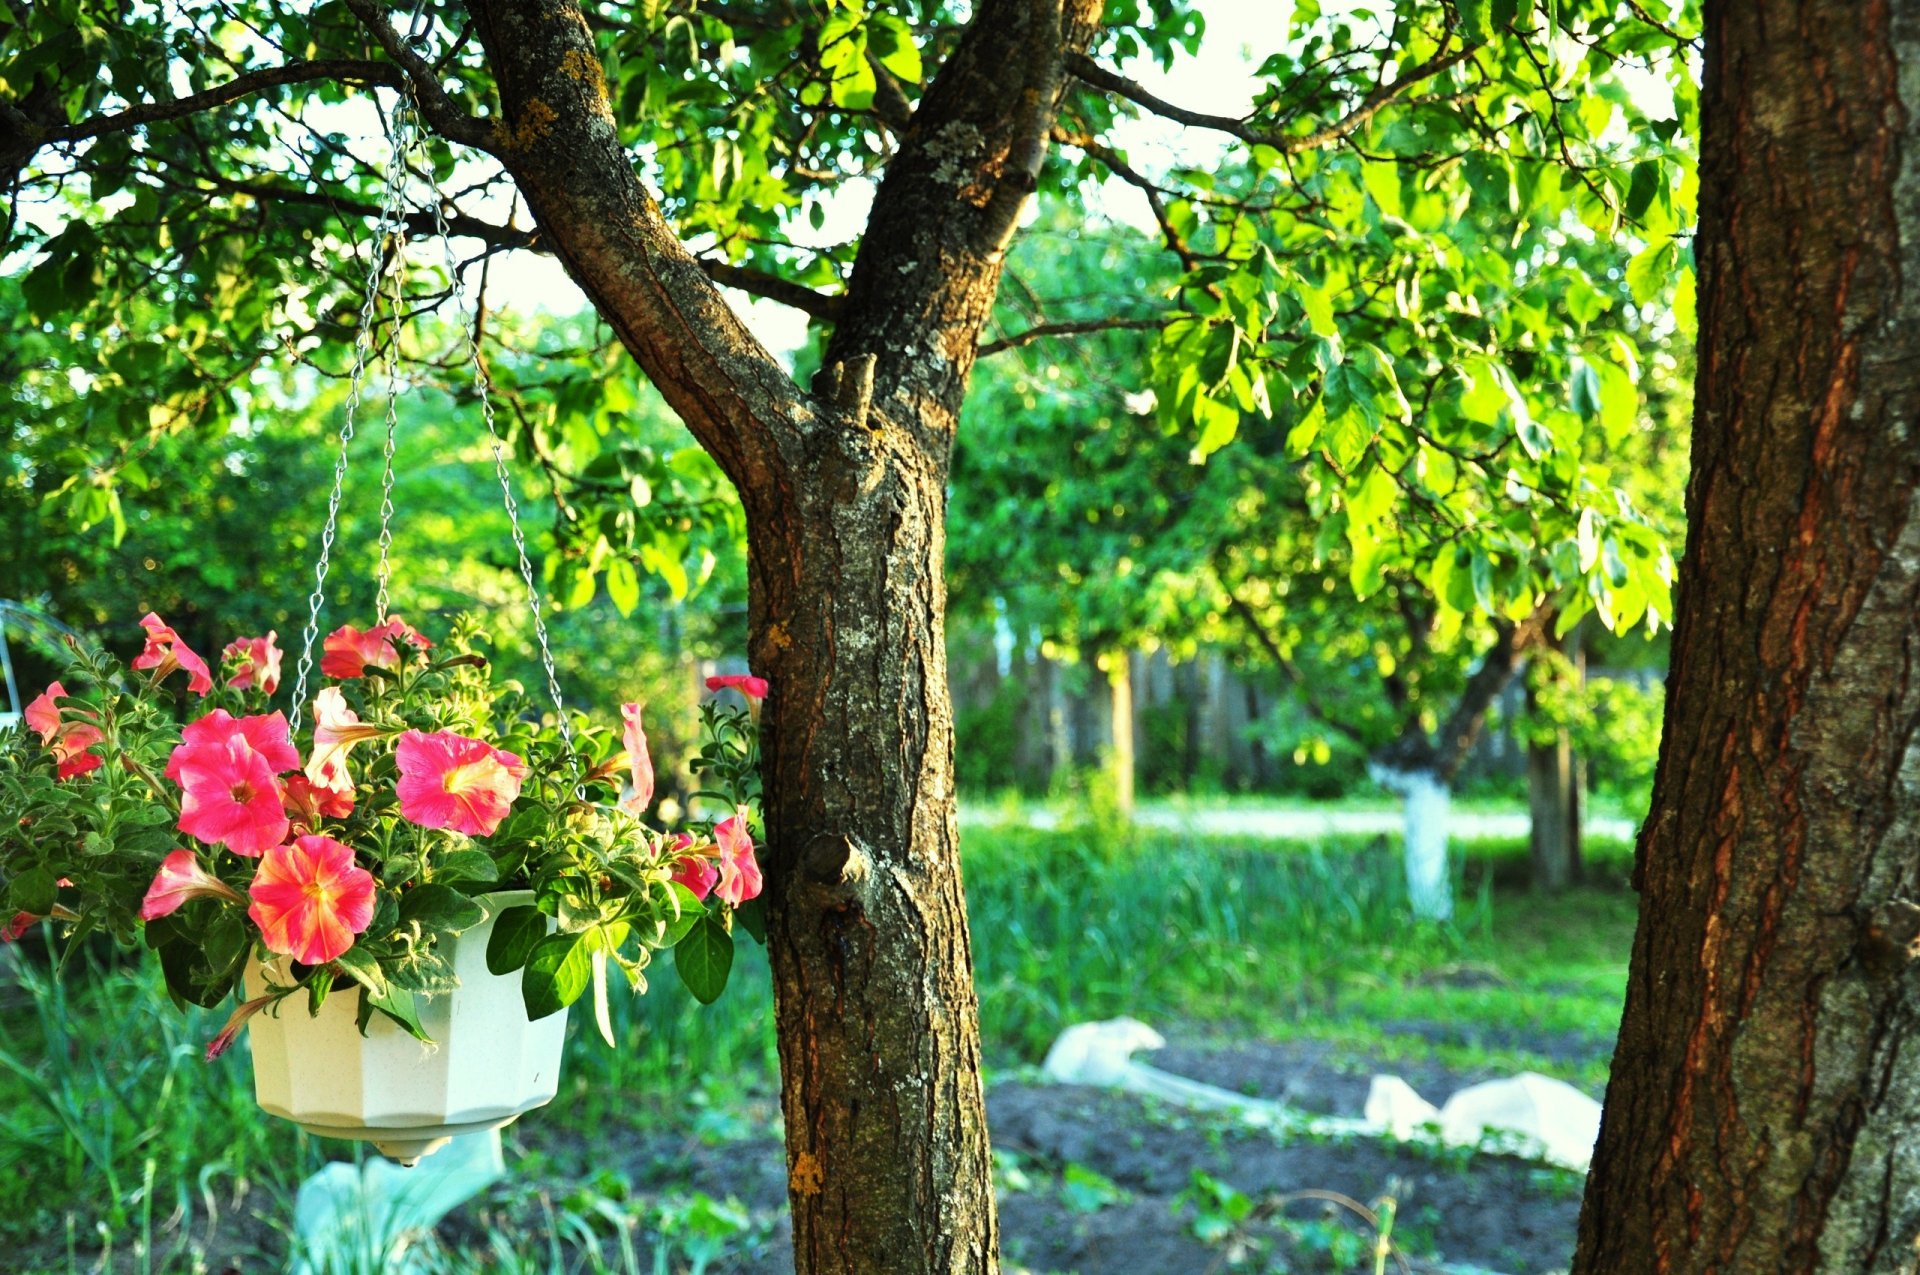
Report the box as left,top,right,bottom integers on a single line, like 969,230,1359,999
1043,1018,1601,1171
292,1130,504,1274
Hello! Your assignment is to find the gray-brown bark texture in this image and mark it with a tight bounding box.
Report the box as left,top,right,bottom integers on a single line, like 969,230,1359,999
1573,3,1920,1269
452,1,1101,1270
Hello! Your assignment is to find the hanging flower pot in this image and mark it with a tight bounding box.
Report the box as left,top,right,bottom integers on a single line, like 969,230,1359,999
245,890,567,1165
0,611,770,1164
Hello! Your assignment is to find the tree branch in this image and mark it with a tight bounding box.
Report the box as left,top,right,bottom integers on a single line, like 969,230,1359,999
1065,43,1478,156
699,258,844,322
338,0,505,156
1223,590,1372,749
19,59,404,151
978,314,1170,356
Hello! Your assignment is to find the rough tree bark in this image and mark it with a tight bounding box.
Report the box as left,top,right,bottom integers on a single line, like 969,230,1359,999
394,1,1103,1269
1574,4,1920,1268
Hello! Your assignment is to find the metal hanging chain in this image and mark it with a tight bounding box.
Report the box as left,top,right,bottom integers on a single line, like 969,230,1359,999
289,96,423,732
372,226,411,626
429,180,575,751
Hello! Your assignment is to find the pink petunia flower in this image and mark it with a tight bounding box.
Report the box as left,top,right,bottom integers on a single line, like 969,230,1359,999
303,688,384,797
705,673,769,701
247,835,376,967
394,730,528,837
204,993,277,1062
281,773,355,830
172,736,290,857
139,849,244,920
221,632,283,695
132,613,214,695
24,682,105,780
667,832,718,901
166,711,300,780
620,702,655,814
712,808,763,906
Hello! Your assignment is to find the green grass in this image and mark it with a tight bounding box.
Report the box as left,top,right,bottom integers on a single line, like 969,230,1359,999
0,821,1640,1271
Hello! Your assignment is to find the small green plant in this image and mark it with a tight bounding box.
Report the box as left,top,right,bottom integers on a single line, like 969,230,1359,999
1059,1162,1130,1215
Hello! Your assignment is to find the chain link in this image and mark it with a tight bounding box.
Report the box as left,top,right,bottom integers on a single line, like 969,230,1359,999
289,97,421,732
430,193,576,750
373,228,411,625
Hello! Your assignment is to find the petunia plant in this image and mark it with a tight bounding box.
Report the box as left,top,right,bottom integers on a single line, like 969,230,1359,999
0,612,768,1056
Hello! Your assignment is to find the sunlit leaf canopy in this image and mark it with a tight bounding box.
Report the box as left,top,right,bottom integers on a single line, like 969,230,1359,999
3,0,1695,638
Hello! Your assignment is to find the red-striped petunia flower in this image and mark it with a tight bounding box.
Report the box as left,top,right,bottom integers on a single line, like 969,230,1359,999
132,613,214,695
280,773,355,830
319,623,400,679
705,673,769,701
172,736,290,857
247,835,376,967
394,729,528,837
204,994,277,1062
620,702,655,813
24,682,105,780
221,632,283,695
712,807,763,906
139,849,244,920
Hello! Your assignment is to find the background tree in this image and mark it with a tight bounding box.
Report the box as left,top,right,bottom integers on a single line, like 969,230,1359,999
1574,3,1920,1267
3,2,1695,1268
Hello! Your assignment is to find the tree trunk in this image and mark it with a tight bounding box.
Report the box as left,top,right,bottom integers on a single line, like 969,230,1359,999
1574,4,1920,1268
1372,764,1453,921
1105,650,1135,816
1526,727,1575,891
750,435,996,1273
1527,629,1581,891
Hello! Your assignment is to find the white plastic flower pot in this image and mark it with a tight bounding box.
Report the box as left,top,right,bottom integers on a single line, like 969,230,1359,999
244,890,567,1165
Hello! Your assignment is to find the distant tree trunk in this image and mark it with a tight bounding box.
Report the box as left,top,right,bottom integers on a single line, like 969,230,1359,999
1371,763,1455,920
1574,4,1920,1268
1370,613,1548,920
1527,628,1582,891
1105,651,1135,815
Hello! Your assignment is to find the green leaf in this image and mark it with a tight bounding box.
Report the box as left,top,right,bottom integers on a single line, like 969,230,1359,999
330,945,389,998
735,896,767,945
367,985,431,1042
868,13,922,82
522,931,594,1019
399,884,487,934
1190,392,1241,460
1625,160,1661,223
486,905,549,976
434,849,500,885
1626,240,1679,305
605,557,640,616
591,950,615,1047
1458,0,1494,41
674,913,734,1005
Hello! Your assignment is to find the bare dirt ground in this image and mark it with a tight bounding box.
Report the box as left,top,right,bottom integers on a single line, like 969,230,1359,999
458,1027,1610,1275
